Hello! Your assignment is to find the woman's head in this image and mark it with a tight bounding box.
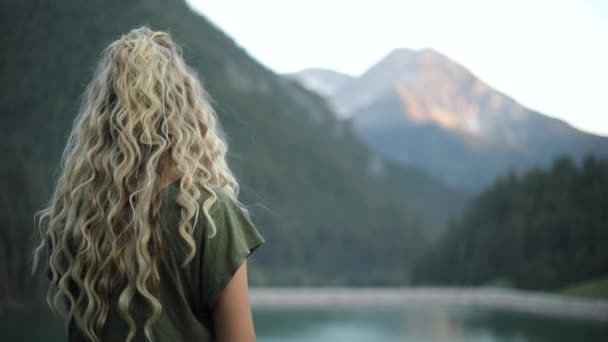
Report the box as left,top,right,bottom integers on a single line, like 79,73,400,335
33,26,239,342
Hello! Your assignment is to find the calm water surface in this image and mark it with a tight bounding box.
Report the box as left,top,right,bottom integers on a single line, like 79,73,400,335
254,306,608,341
2,306,607,341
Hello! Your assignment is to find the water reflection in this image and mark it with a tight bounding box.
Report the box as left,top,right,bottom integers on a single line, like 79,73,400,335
254,306,608,342
1,305,607,341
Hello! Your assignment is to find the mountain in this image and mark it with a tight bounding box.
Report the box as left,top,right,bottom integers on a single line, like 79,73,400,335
286,68,354,97
0,0,470,305
296,48,608,191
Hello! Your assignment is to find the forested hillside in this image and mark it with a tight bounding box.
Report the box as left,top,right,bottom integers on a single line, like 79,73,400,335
414,155,608,290
0,0,471,309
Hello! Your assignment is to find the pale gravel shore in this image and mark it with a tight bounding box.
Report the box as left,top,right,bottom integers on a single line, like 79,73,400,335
249,287,608,322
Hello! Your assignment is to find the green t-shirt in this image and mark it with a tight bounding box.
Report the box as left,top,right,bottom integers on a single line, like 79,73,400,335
66,180,265,341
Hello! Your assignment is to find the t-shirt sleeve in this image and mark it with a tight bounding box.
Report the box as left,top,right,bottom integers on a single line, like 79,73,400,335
200,187,265,310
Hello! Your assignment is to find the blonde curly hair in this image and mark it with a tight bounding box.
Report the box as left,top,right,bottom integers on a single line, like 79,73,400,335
33,26,241,342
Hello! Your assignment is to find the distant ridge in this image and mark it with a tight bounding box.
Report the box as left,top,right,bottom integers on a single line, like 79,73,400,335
286,68,354,97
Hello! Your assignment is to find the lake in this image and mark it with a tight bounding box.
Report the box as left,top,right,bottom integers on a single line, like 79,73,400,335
2,305,607,341
254,306,608,341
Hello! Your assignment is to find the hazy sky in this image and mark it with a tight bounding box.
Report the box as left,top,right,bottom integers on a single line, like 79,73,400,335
187,0,608,136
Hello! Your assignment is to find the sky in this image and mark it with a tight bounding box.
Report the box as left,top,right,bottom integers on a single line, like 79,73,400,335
187,0,608,137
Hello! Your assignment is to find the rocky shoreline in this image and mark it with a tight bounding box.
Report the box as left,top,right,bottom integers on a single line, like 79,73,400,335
249,287,608,322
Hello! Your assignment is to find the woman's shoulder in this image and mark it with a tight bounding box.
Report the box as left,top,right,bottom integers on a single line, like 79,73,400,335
203,185,243,218
166,180,232,202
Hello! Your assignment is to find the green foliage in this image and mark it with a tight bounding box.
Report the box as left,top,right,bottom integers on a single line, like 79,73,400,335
414,155,608,291
0,154,42,306
560,278,608,300
482,277,515,289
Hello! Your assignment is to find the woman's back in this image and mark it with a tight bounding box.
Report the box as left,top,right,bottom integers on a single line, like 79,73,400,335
65,181,265,342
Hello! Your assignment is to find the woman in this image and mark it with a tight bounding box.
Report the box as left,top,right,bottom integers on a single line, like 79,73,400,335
32,26,265,342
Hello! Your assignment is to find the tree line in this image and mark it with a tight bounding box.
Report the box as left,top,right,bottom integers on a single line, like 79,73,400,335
414,155,608,290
